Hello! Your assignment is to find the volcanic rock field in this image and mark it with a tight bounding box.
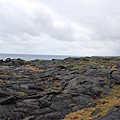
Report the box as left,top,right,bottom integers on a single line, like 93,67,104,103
0,57,120,120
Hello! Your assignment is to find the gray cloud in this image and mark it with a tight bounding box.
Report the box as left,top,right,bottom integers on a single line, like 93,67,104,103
0,0,120,55
0,0,75,42
93,15,120,41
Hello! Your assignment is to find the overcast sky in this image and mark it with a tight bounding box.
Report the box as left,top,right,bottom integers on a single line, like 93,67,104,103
0,0,120,56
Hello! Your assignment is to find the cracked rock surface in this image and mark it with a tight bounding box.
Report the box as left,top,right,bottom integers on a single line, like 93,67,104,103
0,57,120,120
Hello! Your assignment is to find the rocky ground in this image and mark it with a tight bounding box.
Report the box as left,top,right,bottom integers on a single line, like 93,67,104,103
0,57,120,120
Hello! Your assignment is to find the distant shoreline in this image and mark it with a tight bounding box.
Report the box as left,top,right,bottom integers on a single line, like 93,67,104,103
0,54,70,60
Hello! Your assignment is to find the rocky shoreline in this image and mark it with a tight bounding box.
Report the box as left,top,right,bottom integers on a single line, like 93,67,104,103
0,57,120,120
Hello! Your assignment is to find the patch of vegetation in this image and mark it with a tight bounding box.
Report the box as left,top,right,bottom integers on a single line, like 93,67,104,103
66,64,75,68
99,67,107,70
64,85,120,120
38,59,45,62
73,65,89,69
84,57,91,61
26,65,44,72
66,64,89,69
19,78,29,80
17,92,27,96
0,79,5,82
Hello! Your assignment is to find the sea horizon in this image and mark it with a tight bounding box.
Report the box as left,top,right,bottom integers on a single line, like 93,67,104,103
0,53,79,60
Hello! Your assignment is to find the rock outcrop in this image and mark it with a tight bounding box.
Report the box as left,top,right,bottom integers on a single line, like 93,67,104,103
0,57,120,120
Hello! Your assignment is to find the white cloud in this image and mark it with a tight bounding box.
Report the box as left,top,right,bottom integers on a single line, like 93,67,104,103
93,15,120,41
0,0,120,56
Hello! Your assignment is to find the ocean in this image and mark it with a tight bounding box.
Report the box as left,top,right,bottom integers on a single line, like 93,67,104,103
0,54,71,60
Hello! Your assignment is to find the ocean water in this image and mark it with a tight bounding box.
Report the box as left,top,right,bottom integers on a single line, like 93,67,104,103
0,54,70,60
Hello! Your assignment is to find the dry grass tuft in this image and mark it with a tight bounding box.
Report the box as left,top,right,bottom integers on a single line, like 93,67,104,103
26,65,44,72
64,85,120,120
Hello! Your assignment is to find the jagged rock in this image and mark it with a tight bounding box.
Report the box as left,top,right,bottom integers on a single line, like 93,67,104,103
50,94,73,116
0,57,119,120
0,90,9,97
32,107,52,115
84,69,97,76
0,59,3,63
65,77,104,98
4,58,12,63
102,86,111,94
23,116,34,120
0,96,16,105
111,71,120,84
12,58,25,66
29,84,44,91
116,62,120,69
17,99,39,109
44,111,62,120
94,69,111,77
95,107,120,120
3,58,25,66
91,108,101,116
72,95,91,106
39,95,53,108
0,105,5,118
